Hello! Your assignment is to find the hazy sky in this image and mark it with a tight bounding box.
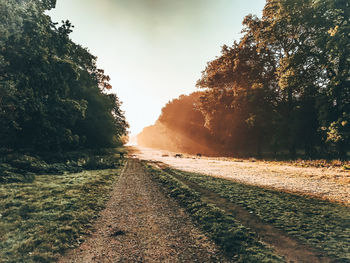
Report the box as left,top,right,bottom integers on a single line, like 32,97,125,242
49,0,266,135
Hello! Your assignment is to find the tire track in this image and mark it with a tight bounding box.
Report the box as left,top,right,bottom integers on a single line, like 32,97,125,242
151,161,333,263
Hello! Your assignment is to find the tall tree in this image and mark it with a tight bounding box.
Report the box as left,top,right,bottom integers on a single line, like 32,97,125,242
0,0,128,151
313,0,350,158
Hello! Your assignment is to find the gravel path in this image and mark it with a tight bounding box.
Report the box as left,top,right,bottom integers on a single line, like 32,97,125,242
134,147,350,205
59,159,228,263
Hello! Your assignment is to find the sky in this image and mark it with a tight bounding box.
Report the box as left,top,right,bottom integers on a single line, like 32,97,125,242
48,0,266,136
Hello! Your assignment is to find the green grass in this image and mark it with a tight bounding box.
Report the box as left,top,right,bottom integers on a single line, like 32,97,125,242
166,168,350,262
145,163,283,262
0,165,123,263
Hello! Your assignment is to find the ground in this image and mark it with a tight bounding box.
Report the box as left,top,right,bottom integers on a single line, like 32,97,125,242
57,147,350,262
58,159,228,263
134,146,350,205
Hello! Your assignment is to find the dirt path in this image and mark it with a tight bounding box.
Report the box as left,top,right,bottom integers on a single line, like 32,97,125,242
58,159,228,263
134,147,350,205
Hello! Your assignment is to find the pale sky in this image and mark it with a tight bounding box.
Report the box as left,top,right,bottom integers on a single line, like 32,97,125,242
48,0,266,135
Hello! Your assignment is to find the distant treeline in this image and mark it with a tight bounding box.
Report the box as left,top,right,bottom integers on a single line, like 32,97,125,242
0,0,128,152
138,0,349,159
138,92,220,155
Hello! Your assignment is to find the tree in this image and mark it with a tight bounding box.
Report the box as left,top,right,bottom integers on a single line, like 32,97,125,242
138,92,217,155
196,33,278,156
313,0,350,158
195,0,349,158
0,0,128,151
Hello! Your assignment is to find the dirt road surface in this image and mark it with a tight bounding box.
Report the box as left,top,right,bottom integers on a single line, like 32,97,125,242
134,147,350,205
59,159,228,263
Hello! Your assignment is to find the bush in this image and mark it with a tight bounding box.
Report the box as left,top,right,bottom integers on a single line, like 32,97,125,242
83,155,120,170
0,148,123,184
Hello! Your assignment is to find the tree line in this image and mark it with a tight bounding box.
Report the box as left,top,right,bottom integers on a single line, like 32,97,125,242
138,0,349,159
0,0,128,152
138,92,219,155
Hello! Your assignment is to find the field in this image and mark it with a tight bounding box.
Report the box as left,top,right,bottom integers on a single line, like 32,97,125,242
0,166,123,263
1,146,349,262
144,161,350,262
135,147,350,205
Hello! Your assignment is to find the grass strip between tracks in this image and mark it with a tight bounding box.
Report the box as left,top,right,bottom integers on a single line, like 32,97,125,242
145,162,283,262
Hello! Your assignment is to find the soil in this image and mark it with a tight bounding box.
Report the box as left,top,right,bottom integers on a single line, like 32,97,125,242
58,159,229,263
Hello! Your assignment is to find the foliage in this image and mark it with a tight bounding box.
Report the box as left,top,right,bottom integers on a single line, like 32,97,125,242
0,165,123,263
137,92,219,155
139,0,349,159
0,0,128,152
195,0,350,158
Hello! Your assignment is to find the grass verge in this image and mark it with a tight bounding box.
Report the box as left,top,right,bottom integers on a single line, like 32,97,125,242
144,162,283,262
166,168,350,262
0,164,123,263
